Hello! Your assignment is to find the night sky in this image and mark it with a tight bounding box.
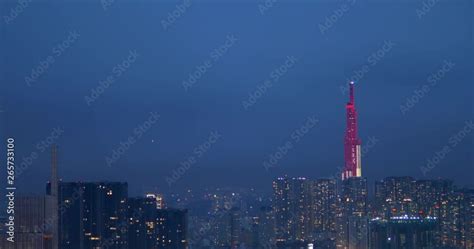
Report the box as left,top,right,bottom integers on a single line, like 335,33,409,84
1,0,472,196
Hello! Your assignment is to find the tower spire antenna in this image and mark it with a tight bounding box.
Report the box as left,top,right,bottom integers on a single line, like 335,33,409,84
51,144,59,249
349,81,355,104
343,81,361,180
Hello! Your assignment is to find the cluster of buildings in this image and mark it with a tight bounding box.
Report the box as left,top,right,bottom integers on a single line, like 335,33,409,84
178,176,473,249
2,82,472,249
0,146,187,249
0,181,188,249
200,83,473,249
265,176,474,249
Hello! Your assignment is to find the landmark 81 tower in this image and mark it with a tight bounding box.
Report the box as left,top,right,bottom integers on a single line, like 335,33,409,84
342,81,362,180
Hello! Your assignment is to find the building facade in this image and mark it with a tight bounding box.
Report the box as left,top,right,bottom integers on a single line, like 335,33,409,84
51,182,129,249
369,217,437,249
336,177,368,249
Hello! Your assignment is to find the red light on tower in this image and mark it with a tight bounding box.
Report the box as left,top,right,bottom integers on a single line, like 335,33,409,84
342,81,362,180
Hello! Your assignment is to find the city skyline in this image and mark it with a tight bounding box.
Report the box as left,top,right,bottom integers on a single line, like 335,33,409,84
0,1,473,248
0,129,472,248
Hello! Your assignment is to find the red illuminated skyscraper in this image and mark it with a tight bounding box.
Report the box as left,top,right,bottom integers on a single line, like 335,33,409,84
342,81,362,180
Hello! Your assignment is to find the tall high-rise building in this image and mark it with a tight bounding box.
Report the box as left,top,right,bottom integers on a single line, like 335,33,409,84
374,177,417,219
343,81,362,180
214,207,241,248
336,177,369,249
229,207,241,249
337,81,368,249
458,188,474,249
255,206,275,249
273,177,311,244
155,209,188,249
49,145,59,249
272,177,338,247
308,179,338,247
127,197,157,249
127,196,188,249
371,177,474,248
415,179,454,247
49,182,129,249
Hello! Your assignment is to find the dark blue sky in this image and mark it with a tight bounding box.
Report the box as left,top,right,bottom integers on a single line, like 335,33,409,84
1,0,472,195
